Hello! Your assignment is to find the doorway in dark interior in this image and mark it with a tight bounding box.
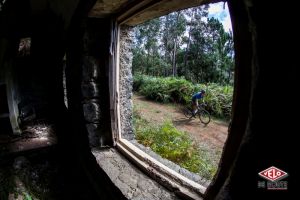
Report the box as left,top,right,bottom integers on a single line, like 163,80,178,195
0,83,13,135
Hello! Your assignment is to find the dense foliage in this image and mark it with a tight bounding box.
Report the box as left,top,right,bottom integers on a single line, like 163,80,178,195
132,4,234,85
134,74,233,119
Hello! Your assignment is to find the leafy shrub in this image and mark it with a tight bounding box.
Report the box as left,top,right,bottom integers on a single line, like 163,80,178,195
133,73,145,91
133,75,233,119
136,75,193,103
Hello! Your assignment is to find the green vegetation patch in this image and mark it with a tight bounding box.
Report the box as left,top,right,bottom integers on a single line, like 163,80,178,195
133,107,216,180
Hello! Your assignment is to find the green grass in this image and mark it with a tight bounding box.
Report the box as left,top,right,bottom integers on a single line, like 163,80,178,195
133,107,217,180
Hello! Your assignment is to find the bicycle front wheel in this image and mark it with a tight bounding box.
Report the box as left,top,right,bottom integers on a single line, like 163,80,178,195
198,109,211,125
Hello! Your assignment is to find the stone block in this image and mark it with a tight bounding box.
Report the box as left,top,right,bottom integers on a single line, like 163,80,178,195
81,82,99,98
83,101,100,123
86,123,101,147
82,56,99,81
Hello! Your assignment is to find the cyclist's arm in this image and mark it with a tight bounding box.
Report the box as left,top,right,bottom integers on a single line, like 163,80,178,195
200,97,206,106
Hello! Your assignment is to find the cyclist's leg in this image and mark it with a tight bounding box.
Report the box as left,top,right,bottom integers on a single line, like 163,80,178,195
195,100,199,114
192,100,198,116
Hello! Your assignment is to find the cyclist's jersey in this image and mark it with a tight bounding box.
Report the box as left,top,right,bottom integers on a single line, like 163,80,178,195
192,92,204,101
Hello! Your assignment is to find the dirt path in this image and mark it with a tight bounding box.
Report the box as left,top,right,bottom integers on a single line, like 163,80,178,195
133,94,229,155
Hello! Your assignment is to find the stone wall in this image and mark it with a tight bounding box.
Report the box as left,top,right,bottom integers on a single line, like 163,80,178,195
81,18,113,148
81,56,102,147
119,25,134,140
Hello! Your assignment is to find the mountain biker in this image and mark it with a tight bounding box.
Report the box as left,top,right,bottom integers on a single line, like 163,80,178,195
191,90,206,116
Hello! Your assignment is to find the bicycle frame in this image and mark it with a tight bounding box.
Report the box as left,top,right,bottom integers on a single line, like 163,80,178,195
196,103,206,113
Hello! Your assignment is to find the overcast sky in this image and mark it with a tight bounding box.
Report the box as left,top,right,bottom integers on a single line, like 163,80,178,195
208,2,232,32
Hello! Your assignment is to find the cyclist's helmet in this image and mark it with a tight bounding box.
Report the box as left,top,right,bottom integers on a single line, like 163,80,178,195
201,89,206,94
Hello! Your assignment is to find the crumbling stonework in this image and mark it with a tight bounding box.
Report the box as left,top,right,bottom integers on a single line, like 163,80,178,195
82,56,101,147
119,25,134,140
80,19,113,148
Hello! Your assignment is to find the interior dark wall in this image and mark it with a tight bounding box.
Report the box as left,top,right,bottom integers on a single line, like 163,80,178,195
1,0,126,199
0,0,74,126
205,0,296,199
0,0,69,134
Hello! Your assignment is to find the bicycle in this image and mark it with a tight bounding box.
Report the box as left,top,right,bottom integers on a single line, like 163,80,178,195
183,102,211,125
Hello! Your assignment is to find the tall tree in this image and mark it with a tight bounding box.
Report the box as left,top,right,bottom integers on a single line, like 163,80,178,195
133,18,161,75
161,11,186,76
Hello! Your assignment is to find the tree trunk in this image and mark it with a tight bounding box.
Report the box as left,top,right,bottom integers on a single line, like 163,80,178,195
184,9,195,71
172,39,177,76
172,11,180,77
164,15,170,76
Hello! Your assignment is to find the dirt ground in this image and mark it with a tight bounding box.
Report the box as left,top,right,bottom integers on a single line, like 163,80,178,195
133,94,229,164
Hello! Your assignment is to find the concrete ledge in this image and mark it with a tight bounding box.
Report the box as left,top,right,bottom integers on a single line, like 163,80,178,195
92,148,181,200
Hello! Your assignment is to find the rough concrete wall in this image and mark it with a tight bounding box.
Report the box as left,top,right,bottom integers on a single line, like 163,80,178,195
119,25,134,140
93,148,181,200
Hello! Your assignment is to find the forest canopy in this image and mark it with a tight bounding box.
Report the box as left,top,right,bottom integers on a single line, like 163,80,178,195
132,4,234,85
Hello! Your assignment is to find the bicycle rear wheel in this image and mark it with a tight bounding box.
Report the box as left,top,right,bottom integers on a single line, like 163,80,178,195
198,109,210,124
183,107,193,119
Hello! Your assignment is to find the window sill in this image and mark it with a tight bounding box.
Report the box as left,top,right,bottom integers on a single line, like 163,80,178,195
92,139,206,200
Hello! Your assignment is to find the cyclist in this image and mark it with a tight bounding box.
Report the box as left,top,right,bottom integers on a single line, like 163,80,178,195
191,90,206,117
